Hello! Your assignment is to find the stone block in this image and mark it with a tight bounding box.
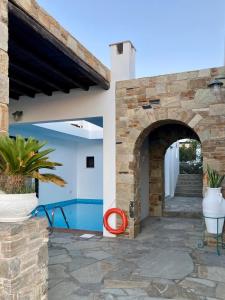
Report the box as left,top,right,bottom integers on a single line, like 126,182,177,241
0,0,7,24
38,244,48,268
176,70,199,80
146,87,156,98
0,22,8,52
0,218,48,299
0,75,9,105
188,114,203,128
161,95,180,107
0,258,20,279
209,104,225,116
0,49,8,76
0,107,7,136
167,80,188,93
189,78,208,89
216,282,225,299
13,0,32,13
198,68,211,78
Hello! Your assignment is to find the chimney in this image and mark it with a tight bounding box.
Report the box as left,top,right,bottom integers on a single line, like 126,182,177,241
109,41,136,81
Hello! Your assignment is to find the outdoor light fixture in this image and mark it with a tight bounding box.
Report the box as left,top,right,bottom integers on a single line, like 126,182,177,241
12,111,23,122
208,77,225,99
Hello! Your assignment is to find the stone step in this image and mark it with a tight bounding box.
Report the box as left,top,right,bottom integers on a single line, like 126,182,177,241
178,174,202,177
177,179,202,183
178,178,202,181
175,192,202,197
163,210,202,219
175,174,203,197
176,186,202,191
175,186,202,190
177,178,202,182
175,192,203,197
176,184,202,189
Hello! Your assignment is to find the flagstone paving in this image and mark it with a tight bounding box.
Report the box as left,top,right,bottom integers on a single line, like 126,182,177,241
48,217,225,299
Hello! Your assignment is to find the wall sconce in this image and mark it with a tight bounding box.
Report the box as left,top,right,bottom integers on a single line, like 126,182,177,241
12,111,23,122
129,201,135,218
208,77,225,99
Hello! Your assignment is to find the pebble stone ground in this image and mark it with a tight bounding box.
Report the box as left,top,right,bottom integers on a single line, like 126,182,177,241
48,217,225,300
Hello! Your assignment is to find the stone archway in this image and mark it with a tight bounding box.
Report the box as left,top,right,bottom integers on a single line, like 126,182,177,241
116,68,225,238
134,120,201,223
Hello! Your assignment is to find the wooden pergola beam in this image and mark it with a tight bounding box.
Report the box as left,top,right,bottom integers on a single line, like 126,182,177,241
10,62,69,94
10,86,35,98
11,39,89,91
10,78,42,94
10,91,20,100
8,1,109,90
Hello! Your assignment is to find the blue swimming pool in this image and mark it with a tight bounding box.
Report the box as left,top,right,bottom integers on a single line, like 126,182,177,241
35,199,103,232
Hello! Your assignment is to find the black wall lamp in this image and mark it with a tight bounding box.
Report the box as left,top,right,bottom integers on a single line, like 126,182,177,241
208,77,225,99
12,111,23,122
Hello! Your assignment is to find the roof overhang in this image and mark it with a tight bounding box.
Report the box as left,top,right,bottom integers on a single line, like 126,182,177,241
8,0,110,100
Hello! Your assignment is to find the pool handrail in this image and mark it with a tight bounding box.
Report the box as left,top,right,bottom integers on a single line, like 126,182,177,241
34,205,53,227
51,206,70,229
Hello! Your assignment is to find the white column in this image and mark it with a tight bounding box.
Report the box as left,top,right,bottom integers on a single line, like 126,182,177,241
103,41,136,236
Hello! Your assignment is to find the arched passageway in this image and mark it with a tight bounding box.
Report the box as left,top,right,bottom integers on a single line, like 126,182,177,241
135,120,201,222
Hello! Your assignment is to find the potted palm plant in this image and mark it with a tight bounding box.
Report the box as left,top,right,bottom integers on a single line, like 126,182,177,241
203,166,225,234
0,135,66,222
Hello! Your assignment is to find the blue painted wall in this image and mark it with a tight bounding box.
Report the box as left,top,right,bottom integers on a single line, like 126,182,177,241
9,124,103,205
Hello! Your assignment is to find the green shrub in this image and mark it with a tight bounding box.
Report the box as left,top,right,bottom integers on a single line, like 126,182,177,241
0,135,66,193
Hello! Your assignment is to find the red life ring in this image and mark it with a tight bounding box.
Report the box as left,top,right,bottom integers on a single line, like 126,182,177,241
103,208,128,234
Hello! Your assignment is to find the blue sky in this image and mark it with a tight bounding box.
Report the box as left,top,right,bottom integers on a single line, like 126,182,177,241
37,0,225,78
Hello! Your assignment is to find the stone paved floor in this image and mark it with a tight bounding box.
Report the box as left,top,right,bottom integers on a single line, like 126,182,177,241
164,196,202,218
48,217,225,299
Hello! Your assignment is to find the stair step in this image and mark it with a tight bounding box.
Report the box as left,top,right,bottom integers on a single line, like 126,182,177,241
163,211,201,219
177,180,202,183
175,193,202,197
175,191,202,195
179,174,202,177
176,186,202,190
177,182,202,187
175,174,203,197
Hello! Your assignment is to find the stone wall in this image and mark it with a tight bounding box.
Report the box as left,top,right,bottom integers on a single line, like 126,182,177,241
116,67,225,238
0,218,48,299
0,0,9,135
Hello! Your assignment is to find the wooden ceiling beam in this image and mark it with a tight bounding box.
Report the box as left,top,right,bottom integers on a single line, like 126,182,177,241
8,2,109,90
10,86,35,98
9,91,20,100
11,39,89,91
10,78,42,94
10,62,69,94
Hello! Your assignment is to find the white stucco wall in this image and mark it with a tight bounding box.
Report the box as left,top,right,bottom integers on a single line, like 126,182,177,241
76,141,103,199
164,141,180,198
9,41,136,236
110,41,135,80
9,125,103,205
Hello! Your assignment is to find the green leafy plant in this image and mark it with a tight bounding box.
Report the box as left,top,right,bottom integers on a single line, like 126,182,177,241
206,165,225,188
0,135,66,193
179,139,201,162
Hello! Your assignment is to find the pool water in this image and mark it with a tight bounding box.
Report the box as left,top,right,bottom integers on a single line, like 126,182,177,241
35,199,103,232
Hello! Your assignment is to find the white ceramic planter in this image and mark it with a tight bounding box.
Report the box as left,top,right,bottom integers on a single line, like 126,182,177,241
202,187,225,234
0,193,38,222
